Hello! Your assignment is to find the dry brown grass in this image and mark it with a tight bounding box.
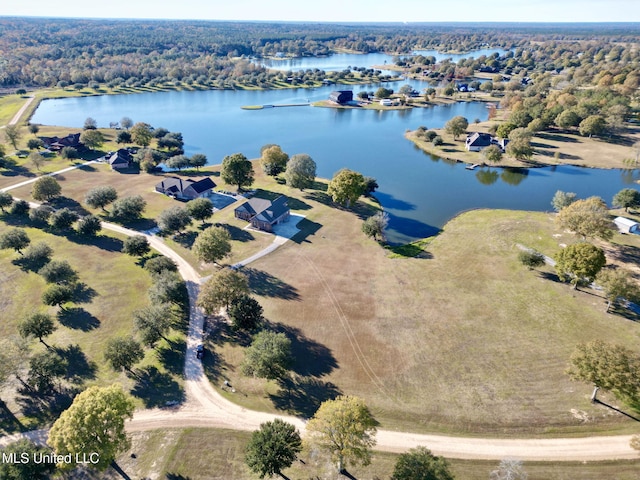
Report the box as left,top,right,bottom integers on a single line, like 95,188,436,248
207,186,640,437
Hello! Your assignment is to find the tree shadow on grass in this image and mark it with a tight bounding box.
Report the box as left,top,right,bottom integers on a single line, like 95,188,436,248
0,400,27,434
290,218,322,244
16,385,77,423
201,345,228,382
171,231,198,249
243,268,300,300
54,344,97,383
72,233,125,253
49,196,91,216
222,224,255,242
156,337,187,377
165,474,191,480
72,282,98,304
0,159,35,179
270,375,341,418
130,366,185,408
610,302,640,322
57,307,101,331
12,254,50,273
206,320,252,347
268,322,337,377
538,271,562,283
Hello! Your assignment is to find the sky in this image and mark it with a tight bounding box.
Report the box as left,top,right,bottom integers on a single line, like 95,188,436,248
1,0,639,23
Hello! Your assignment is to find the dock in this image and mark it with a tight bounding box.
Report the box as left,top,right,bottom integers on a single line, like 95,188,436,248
466,163,480,170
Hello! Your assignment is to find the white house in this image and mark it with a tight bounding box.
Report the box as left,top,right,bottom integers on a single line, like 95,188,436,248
379,99,392,106
614,216,640,234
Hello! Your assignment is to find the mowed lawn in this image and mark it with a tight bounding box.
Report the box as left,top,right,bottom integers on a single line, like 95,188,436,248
211,199,640,436
0,219,186,422
105,427,640,480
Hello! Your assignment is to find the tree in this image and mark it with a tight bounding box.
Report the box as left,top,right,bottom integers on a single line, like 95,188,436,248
579,115,607,138
432,135,443,146
29,205,54,224
518,250,545,270
130,122,153,147
4,124,22,150
245,419,302,479
60,146,78,161
32,176,61,201
144,255,178,276
104,337,144,372
612,188,640,213
190,153,208,169
133,303,173,346
556,196,615,240
85,185,118,212
551,190,577,212
110,195,146,221
50,208,78,230
186,197,214,224
363,176,378,196
0,439,56,479
554,242,606,290
0,228,30,255
496,122,517,139
597,268,640,313
362,211,389,241
42,283,74,310
391,446,455,480
261,145,289,176
9,199,29,216
229,294,263,331
48,384,135,471
567,340,640,403
197,268,249,313
122,234,150,257
375,87,393,99
27,138,44,150
165,154,190,171
148,271,187,305
221,153,254,191
505,138,534,161
284,153,316,190
328,168,366,207
120,116,133,130
83,117,97,130
18,312,56,347
39,259,78,284
241,330,292,380
555,109,581,129
490,459,528,480
29,151,44,171
116,130,132,144
482,144,503,163
193,226,232,264
76,214,102,236
0,191,12,212
157,206,192,235
28,123,40,135
27,351,66,394
306,395,378,473
444,116,469,140
21,241,53,270
80,129,104,149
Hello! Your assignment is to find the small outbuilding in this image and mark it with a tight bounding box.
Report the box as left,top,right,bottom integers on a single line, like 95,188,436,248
614,216,640,234
329,90,354,105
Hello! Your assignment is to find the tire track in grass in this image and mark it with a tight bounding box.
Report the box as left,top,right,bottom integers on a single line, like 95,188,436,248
297,251,397,404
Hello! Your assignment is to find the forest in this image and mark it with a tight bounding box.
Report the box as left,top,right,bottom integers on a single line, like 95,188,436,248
0,18,639,91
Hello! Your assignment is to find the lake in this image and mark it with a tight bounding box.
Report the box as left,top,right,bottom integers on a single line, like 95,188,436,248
32,81,639,245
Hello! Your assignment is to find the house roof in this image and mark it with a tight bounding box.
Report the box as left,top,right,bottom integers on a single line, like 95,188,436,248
156,176,216,196
614,217,639,227
254,196,289,223
466,132,493,147
235,196,290,224
108,149,132,165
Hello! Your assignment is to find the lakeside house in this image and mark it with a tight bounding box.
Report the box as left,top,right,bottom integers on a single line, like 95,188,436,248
379,98,393,106
234,195,290,232
155,177,216,200
465,132,509,152
329,90,353,105
614,217,640,234
107,149,133,170
39,133,84,152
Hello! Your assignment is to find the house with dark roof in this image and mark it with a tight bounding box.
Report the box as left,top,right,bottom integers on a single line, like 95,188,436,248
234,195,290,232
40,133,83,152
155,177,216,200
107,149,133,170
465,132,493,152
329,90,354,105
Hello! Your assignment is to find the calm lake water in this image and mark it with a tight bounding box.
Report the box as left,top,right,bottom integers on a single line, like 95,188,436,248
32,80,639,244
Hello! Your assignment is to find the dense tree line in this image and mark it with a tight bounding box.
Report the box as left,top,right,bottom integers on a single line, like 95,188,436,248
0,18,638,90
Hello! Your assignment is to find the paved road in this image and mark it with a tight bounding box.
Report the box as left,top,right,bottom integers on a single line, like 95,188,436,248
0,167,638,461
